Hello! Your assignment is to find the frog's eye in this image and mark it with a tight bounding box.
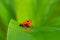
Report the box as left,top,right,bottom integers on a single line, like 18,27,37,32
27,21,29,22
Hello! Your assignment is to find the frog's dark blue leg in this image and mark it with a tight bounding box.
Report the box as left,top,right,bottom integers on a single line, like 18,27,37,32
19,24,24,27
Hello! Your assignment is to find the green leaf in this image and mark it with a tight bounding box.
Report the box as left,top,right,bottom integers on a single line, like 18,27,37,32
48,17,60,27
7,19,60,40
7,19,36,40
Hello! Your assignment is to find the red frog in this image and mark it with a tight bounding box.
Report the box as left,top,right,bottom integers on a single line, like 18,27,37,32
19,20,32,28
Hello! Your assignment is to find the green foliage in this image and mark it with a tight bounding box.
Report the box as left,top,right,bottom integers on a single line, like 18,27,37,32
7,19,35,40
7,19,60,40
14,0,60,28
0,0,16,40
0,0,60,40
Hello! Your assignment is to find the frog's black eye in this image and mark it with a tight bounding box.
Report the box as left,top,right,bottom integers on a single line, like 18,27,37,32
27,21,29,22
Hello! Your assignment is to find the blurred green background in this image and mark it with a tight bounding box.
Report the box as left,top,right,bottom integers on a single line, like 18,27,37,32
0,0,60,40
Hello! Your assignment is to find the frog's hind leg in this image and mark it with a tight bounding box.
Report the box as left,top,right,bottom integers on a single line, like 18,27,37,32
19,24,24,27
